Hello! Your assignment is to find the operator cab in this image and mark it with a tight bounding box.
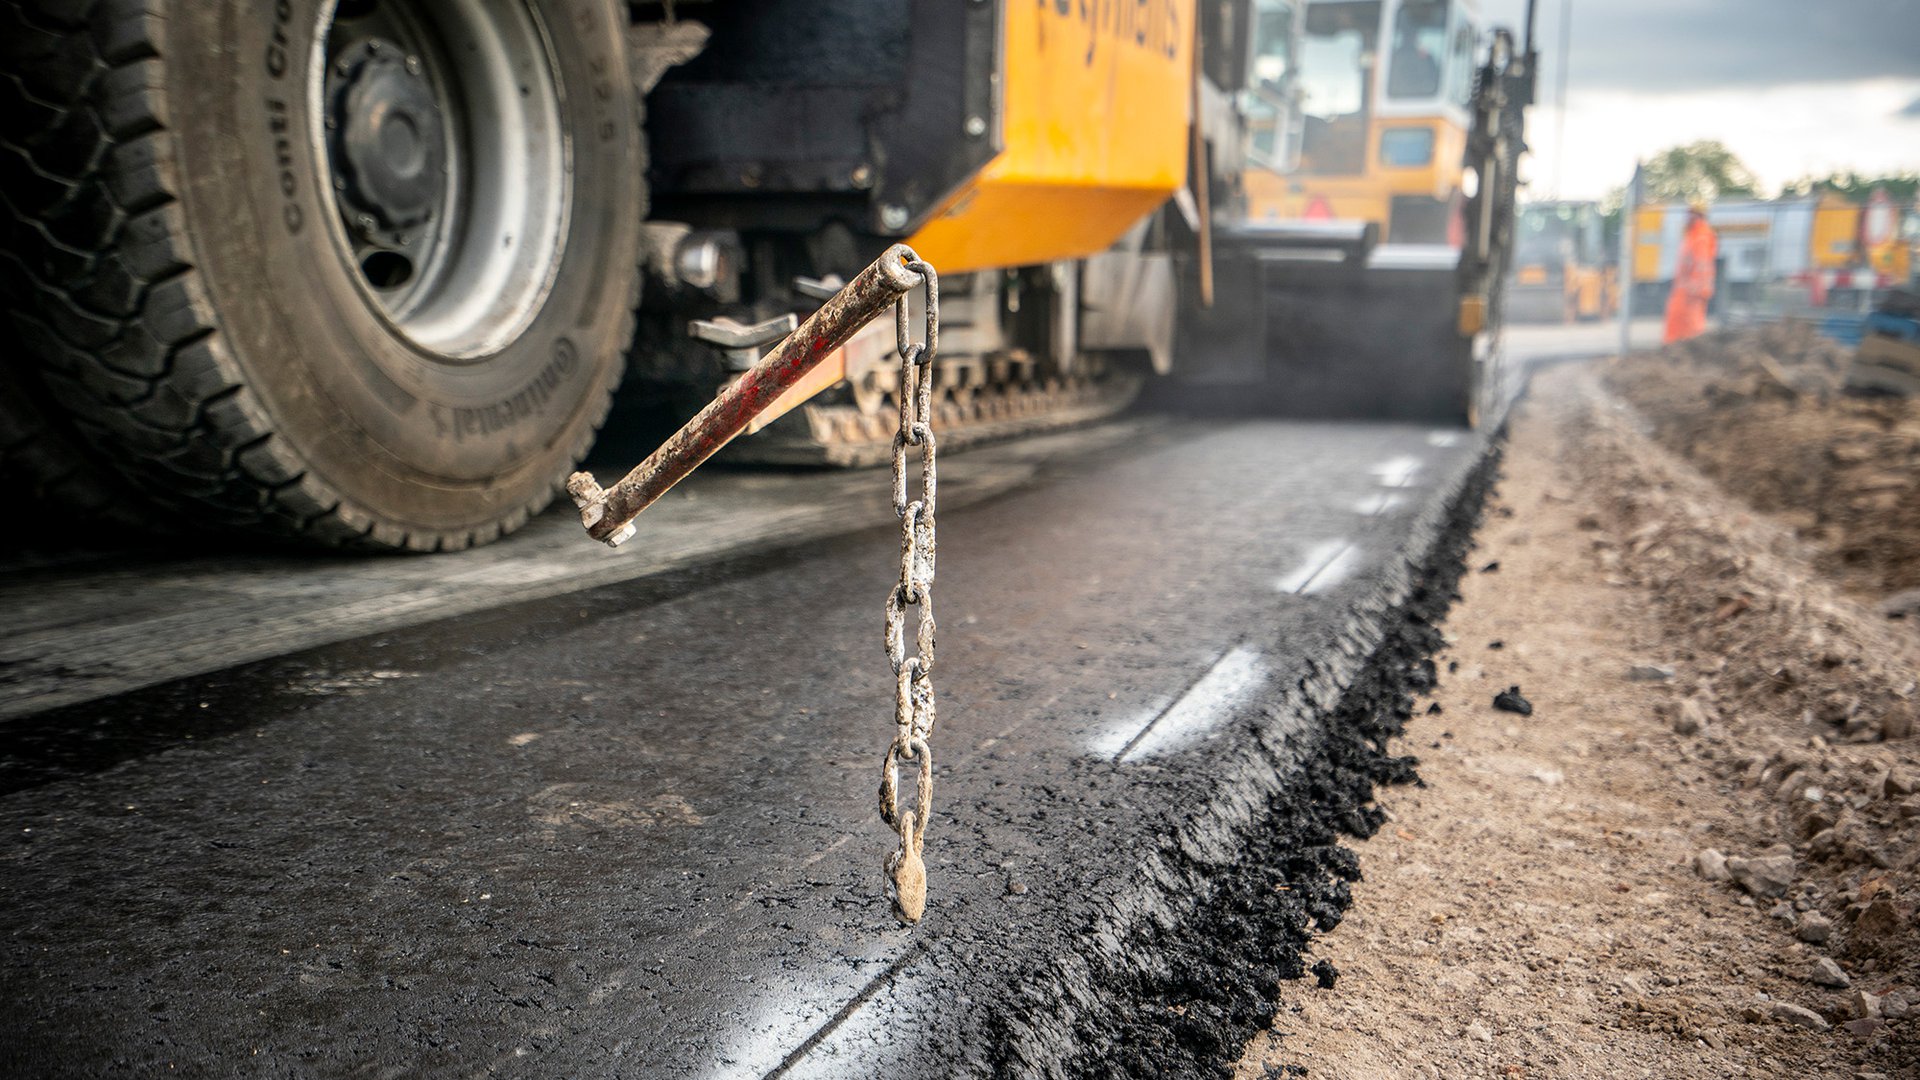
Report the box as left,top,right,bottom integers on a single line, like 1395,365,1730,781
1292,0,1480,242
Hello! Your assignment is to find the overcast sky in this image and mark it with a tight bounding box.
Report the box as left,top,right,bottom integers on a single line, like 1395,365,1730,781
1477,0,1920,200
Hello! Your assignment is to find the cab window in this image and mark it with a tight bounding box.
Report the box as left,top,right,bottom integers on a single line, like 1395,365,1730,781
1246,0,1297,163
1448,20,1477,106
1301,2,1376,118
1250,0,1296,95
1516,205,1577,266
1385,0,1448,99
1298,1,1379,175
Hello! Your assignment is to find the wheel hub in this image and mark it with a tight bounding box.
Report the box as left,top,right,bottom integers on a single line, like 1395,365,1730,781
328,39,445,237
315,0,570,358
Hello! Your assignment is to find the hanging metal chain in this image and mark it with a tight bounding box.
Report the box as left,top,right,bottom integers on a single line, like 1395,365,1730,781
879,256,938,924
565,244,940,922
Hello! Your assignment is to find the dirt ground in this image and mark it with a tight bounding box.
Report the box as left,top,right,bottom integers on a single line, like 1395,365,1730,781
1238,335,1920,1079
1606,324,1920,602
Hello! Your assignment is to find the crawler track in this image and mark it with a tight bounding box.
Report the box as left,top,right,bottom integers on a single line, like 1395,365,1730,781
733,366,1145,467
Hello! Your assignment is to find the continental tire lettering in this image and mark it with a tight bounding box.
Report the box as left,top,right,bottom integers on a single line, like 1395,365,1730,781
588,55,618,142
265,0,295,79
265,98,305,235
448,339,578,441
575,5,620,142
552,336,579,375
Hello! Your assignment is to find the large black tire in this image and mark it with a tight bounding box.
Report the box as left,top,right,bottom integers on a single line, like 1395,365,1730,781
0,353,158,544
0,0,643,550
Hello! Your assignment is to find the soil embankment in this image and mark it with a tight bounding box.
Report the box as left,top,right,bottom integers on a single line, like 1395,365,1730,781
1242,333,1920,1079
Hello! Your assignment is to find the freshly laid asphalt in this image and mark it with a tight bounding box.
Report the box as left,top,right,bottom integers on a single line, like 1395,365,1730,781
0,410,1492,1077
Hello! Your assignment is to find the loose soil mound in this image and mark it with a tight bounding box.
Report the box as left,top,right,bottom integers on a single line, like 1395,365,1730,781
1605,324,1920,602
1242,361,1920,1079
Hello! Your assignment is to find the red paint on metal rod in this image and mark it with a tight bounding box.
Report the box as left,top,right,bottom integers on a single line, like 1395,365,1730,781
570,245,925,545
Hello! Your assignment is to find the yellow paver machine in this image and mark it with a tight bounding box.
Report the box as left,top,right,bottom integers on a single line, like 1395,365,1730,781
0,0,1533,550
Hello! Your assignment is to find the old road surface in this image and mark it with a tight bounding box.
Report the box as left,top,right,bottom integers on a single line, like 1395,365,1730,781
0,412,1495,1077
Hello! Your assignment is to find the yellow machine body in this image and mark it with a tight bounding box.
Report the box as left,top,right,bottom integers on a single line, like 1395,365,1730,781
1574,266,1620,320
1810,197,1860,271
907,1,1196,274
1630,205,1665,284
1243,115,1465,230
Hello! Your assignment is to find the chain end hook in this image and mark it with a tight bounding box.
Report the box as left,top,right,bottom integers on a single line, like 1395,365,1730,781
886,817,928,924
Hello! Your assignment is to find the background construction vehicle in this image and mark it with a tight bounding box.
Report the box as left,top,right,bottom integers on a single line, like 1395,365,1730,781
1179,0,1535,425
0,0,1527,551
1509,200,1619,323
1628,192,1917,314
1242,0,1483,242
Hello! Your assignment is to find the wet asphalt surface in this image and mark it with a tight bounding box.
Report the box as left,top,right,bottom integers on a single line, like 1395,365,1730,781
0,415,1491,1078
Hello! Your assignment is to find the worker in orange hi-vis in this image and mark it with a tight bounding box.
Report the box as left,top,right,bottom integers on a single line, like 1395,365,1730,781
1663,205,1719,343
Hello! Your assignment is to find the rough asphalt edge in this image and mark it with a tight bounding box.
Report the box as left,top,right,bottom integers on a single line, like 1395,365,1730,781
992,431,1502,1078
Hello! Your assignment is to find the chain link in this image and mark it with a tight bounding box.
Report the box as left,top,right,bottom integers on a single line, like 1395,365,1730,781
879,257,938,924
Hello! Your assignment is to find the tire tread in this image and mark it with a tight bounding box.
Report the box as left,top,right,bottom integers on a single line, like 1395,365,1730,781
0,0,640,551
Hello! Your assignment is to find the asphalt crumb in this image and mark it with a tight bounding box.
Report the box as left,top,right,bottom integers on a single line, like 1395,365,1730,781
1310,960,1339,990
1491,685,1533,716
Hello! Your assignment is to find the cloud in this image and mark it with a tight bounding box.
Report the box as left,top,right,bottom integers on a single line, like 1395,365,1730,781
1481,0,1920,93
1525,81,1920,200
1464,1,1920,198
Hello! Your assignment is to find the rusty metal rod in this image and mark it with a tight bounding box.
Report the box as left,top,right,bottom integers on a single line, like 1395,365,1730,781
1190,24,1214,309
568,244,926,546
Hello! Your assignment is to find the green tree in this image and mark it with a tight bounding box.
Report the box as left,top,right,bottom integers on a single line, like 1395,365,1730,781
1638,140,1759,205
1781,170,1920,205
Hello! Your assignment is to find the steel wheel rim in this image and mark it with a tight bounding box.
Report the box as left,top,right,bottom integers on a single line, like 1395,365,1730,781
313,0,570,361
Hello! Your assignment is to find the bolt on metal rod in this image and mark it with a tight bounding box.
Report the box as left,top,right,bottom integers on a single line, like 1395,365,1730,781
568,244,928,546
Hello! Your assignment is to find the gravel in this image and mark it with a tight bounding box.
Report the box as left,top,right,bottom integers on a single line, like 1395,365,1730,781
1672,698,1709,736
1693,849,1730,881
1768,1001,1830,1031
1725,853,1796,898
1795,912,1834,943
1243,362,1920,1080
1841,1018,1885,1038
1809,957,1851,989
